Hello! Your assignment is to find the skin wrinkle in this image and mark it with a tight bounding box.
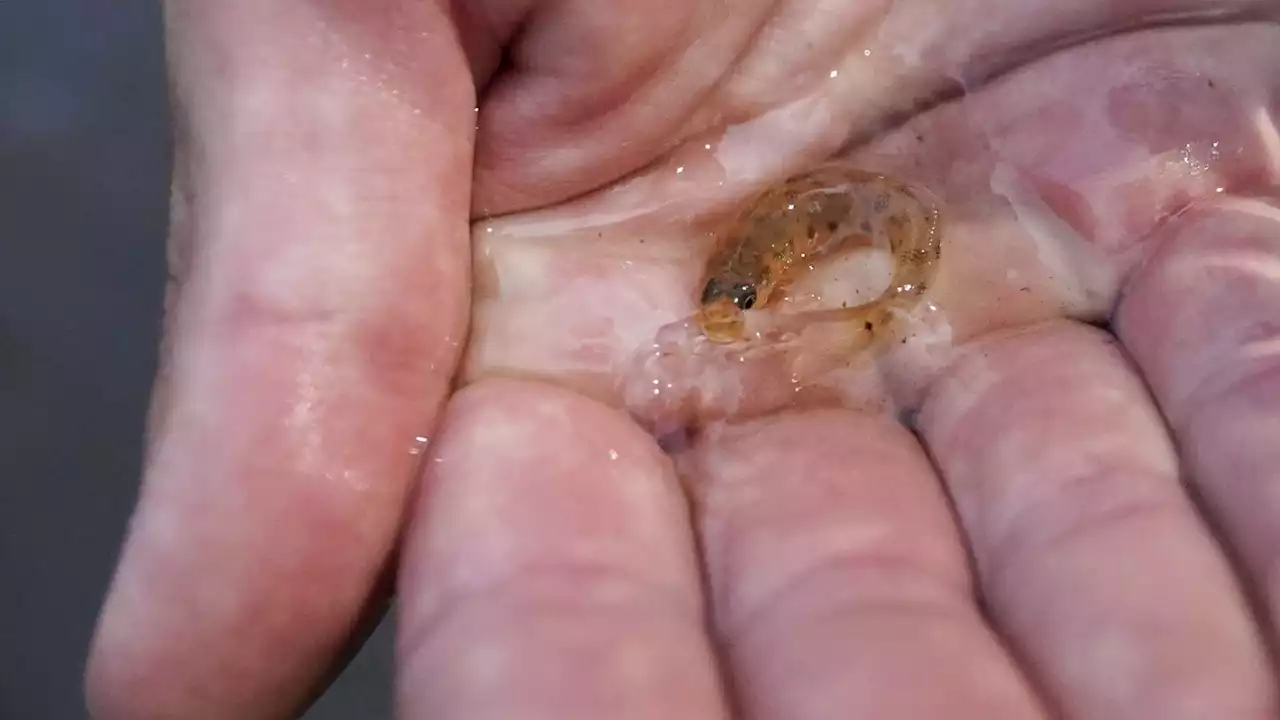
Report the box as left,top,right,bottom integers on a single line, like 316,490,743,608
473,1,1278,215
690,414,972,629
711,537,975,642
929,329,1189,565
399,558,705,680
987,465,1188,583
1126,205,1280,427
474,0,783,216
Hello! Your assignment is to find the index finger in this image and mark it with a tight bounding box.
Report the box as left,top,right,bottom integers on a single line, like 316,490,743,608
86,2,476,717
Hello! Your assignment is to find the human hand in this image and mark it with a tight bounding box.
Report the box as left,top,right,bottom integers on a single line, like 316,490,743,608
89,1,1280,718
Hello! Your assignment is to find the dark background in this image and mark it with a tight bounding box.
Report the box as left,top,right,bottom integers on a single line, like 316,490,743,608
0,3,394,718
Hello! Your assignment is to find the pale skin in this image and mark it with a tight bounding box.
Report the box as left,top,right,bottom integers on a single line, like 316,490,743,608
85,1,1280,719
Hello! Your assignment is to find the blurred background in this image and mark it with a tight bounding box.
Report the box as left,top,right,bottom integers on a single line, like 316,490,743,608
0,3,394,718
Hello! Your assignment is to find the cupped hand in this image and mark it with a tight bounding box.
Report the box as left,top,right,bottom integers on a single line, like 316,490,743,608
88,1,1280,718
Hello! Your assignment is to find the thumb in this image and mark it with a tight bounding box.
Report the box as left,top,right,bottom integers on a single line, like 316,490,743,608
87,2,477,717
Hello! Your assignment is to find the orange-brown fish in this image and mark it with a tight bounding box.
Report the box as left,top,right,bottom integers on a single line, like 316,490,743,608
696,164,942,348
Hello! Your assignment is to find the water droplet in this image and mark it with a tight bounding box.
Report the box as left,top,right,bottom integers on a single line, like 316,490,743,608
676,166,685,175
410,436,430,456
608,449,619,460
829,70,839,78
1178,142,1215,176
704,143,712,150
863,48,872,57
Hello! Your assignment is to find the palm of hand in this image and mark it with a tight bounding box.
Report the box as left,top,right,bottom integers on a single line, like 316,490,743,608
89,1,1280,718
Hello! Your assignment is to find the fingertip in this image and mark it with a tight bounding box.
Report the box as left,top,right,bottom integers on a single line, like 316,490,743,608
686,409,1045,719
401,377,690,603
395,378,728,720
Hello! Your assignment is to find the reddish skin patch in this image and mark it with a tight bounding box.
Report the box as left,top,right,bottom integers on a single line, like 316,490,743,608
1024,172,1104,251
87,2,477,718
1105,67,1232,153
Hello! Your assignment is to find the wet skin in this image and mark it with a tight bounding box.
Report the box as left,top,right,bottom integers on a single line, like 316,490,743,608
88,2,1280,719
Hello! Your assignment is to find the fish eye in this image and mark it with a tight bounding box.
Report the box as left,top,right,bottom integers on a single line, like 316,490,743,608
700,279,724,305
734,284,757,310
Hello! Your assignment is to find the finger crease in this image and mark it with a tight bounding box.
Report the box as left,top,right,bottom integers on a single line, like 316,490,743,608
402,558,702,661
714,542,971,639
982,467,1189,589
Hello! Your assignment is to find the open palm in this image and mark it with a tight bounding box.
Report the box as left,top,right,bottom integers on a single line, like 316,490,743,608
89,1,1280,718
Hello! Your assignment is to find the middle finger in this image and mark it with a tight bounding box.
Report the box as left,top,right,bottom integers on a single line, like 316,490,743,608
686,410,1048,719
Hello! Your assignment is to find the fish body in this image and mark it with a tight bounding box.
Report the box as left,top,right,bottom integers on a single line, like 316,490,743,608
696,164,942,346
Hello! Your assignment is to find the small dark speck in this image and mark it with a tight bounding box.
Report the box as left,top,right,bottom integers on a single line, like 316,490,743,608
826,221,839,232
864,321,874,331
1020,286,1031,293
841,301,848,308
901,337,907,344
639,238,646,244
915,132,925,142
656,428,693,454
1207,79,1216,89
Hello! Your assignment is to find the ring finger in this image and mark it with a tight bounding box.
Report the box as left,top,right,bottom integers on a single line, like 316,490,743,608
917,321,1276,718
